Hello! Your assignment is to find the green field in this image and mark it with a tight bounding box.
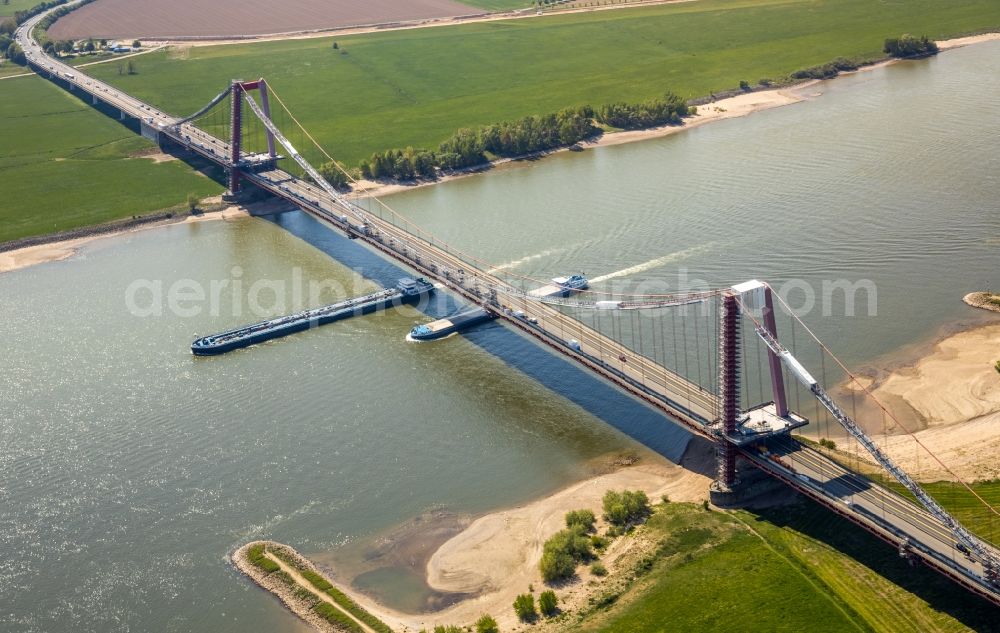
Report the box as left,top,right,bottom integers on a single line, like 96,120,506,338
0,0,40,18
576,501,998,633
0,61,32,77
897,479,1000,548
84,0,1000,167
0,76,221,243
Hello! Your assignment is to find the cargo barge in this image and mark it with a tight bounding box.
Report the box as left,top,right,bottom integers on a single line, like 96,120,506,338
192,277,433,355
408,307,496,342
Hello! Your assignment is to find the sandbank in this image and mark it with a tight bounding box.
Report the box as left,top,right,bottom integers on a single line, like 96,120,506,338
310,458,709,631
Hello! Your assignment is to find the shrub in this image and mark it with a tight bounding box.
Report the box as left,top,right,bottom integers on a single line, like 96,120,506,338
565,508,596,532
884,34,938,58
318,160,351,189
432,626,462,633
256,558,280,573
590,534,610,552
995,360,1000,375
819,438,837,450
791,63,839,80
301,569,333,592
538,589,558,617
313,602,363,633
739,80,751,91
831,56,859,71
540,524,595,582
591,561,608,576
594,92,689,130
5,41,24,65
247,543,265,561
293,586,318,604
602,490,650,527
245,544,281,573
540,549,576,583
323,585,393,633
475,614,499,633
513,593,537,622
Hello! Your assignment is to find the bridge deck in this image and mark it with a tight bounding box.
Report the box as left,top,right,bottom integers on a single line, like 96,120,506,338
745,439,1000,606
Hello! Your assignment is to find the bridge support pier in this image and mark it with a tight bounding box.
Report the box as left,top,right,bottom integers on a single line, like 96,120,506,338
92,94,98,105
140,121,159,143
226,80,244,198
120,109,126,121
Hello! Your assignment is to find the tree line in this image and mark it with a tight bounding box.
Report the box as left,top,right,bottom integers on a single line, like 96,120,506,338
358,93,693,182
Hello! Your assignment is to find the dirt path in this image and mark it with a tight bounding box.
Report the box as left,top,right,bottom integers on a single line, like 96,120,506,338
264,551,379,633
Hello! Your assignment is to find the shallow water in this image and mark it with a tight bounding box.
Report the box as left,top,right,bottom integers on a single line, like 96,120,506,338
1,40,999,631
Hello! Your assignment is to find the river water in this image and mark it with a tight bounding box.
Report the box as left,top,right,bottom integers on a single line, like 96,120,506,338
1,41,999,632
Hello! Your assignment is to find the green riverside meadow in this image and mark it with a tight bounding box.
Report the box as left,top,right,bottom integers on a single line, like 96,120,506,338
83,0,1000,168
0,76,221,243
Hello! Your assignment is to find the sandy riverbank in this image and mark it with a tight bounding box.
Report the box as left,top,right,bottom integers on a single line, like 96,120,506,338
937,32,1000,50
0,204,251,275
843,320,1000,482
302,457,709,632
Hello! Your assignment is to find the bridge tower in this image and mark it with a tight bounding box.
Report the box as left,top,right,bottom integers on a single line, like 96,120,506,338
716,292,741,489
227,80,244,196
713,281,792,499
226,79,278,199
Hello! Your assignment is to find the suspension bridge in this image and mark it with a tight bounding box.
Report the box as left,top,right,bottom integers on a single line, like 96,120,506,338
16,4,1000,609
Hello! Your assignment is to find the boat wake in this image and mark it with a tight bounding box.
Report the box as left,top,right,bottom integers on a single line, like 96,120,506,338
588,243,716,284
487,242,588,274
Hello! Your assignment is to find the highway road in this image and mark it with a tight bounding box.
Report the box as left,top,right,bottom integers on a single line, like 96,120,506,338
744,437,1000,604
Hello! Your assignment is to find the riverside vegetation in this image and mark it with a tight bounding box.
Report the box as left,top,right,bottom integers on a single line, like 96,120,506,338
540,490,649,583
357,95,690,182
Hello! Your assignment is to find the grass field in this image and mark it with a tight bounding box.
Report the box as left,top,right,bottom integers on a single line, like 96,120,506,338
0,0,40,18
577,501,998,633
801,437,1000,547
85,0,1000,167
0,76,221,243
896,479,1000,548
